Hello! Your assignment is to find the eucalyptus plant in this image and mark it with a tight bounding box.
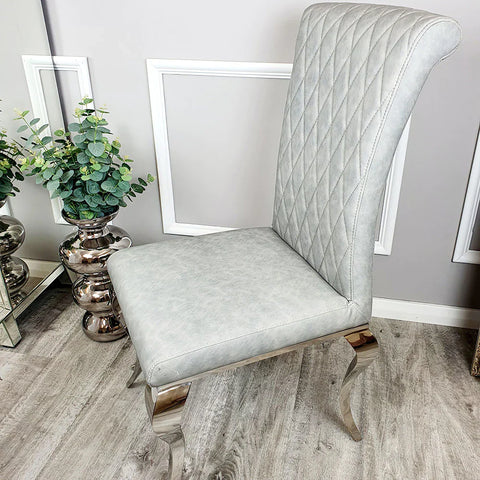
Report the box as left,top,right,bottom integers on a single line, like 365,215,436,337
15,98,154,220
0,130,24,201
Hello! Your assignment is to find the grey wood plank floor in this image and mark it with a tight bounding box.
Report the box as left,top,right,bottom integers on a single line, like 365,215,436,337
0,285,479,480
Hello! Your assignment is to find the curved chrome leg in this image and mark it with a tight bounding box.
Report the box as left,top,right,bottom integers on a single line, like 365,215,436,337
339,327,379,441
126,356,142,388
145,383,191,480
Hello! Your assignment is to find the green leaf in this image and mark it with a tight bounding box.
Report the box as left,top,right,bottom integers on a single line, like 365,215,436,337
68,122,81,132
131,183,144,194
54,129,64,136
80,210,95,220
42,168,55,180
30,118,40,125
73,188,84,200
77,152,90,164
138,178,147,187
91,163,101,171
17,125,28,133
119,166,129,175
86,180,100,194
46,179,60,192
87,142,105,157
37,124,48,135
60,189,72,199
92,193,103,204
106,195,119,206
147,174,155,182
83,98,94,104
0,181,12,193
61,170,74,182
41,136,52,144
112,170,121,180
85,129,102,142
14,172,24,181
100,179,116,192
117,180,130,192
90,170,104,182
121,174,132,181
86,116,97,124
85,196,98,207
52,169,63,181
73,134,86,145
63,201,75,211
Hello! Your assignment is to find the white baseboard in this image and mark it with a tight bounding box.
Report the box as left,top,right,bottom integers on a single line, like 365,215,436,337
372,297,480,329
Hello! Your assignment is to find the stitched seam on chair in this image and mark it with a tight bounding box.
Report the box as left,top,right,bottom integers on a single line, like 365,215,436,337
349,18,452,301
274,6,413,223
277,9,403,209
304,96,388,266
146,303,351,383
293,8,365,245
278,4,395,163
276,12,423,278
350,300,371,323
347,13,426,300
293,12,420,268
275,9,437,299
279,4,361,157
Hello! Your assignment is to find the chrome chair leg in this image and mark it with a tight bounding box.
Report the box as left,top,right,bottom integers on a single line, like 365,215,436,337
145,383,191,480
126,356,142,388
339,327,379,441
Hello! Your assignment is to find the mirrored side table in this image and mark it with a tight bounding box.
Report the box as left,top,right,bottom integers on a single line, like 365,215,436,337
0,258,64,347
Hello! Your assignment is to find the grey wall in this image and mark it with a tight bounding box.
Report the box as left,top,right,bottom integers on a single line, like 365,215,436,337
15,0,480,307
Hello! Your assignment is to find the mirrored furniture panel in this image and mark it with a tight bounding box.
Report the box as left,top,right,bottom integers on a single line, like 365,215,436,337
0,259,64,346
0,0,68,346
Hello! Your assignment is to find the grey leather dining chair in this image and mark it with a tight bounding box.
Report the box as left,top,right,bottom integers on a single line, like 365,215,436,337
108,3,460,478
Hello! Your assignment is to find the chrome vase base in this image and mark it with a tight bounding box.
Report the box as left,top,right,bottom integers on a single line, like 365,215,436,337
1,256,29,294
82,310,127,342
59,208,132,343
0,206,29,299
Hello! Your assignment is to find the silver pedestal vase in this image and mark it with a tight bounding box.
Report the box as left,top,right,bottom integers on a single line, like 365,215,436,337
0,199,29,303
59,208,132,342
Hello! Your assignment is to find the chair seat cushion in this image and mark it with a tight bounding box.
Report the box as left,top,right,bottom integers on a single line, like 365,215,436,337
108,227,361,387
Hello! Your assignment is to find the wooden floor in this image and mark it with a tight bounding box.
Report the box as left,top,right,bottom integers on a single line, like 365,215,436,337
0,285,479,480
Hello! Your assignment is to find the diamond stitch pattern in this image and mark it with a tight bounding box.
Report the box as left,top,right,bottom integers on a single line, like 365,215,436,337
272,3,453,303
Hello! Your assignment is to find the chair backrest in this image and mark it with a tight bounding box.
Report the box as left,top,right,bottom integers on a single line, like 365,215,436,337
272,3,460,317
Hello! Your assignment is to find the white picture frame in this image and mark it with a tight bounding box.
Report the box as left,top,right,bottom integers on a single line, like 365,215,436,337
22,55,94,225
453,128,480,264
148,59,411,255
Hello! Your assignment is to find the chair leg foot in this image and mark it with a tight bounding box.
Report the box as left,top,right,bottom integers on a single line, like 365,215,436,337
145,383,191,480
339,327,379,441
126,356,142,388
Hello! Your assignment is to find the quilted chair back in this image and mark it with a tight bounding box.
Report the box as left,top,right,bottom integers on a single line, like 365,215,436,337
273,3,460,316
